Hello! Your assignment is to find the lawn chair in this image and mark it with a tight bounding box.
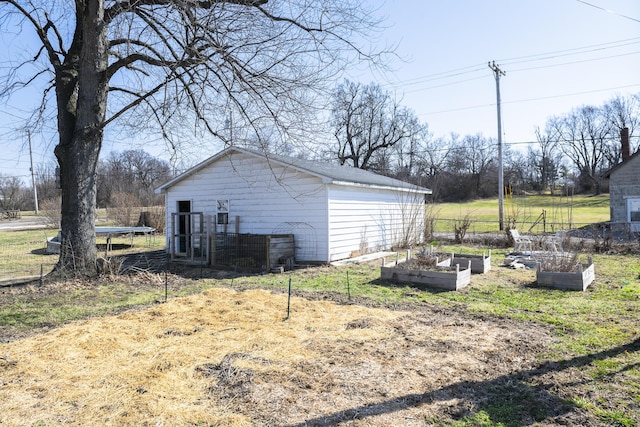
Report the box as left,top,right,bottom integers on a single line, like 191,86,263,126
509,229,532,253
543,230,566,253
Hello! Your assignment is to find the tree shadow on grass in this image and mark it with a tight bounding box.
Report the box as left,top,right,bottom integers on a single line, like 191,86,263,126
284,337,640,427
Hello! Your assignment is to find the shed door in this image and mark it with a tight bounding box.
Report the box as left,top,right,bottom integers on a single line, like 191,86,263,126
177,200,191,254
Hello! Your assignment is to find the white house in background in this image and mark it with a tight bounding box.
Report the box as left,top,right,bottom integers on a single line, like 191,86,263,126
155,147,431,264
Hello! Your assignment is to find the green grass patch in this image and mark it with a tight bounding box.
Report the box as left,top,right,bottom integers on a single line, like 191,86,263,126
433,194,610,233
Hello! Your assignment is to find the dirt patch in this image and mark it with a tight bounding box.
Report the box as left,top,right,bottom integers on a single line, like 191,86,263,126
0,286,607,426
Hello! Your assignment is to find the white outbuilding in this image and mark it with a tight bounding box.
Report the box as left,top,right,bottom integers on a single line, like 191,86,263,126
156,147,431,268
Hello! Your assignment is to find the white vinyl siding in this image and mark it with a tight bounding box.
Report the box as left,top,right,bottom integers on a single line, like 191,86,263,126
327,185,425,261
162,149,428,263
165,152,328,261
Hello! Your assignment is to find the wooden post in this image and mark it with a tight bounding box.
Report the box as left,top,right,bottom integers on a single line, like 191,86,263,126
266,235,271,271
206,215,213,266
211,232,216,267
170,213,176,261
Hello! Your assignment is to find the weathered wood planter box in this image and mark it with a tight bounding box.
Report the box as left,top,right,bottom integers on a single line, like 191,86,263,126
452,250,491,274
381,258,471,291
536,257,595,291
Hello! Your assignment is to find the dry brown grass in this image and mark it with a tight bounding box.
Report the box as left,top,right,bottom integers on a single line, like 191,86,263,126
0,287,572,426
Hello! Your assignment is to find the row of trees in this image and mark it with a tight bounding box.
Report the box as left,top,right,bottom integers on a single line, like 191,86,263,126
0,149,171,212
2,89,636,212
328,80,639,201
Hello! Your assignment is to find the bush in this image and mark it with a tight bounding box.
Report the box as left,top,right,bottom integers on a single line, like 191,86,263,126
40,197,61,229
109,193,141,226
136,205,165,233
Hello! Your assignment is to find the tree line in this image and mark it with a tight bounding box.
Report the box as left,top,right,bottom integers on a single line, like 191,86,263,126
2,88,636,212
0,149,171,213
328,80,639,201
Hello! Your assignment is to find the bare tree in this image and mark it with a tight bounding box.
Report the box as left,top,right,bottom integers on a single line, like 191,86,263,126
98,150,171,207
414,134,452,201
445,133,495,198
528,126,560,194
331,80,421,171
0,1,382,275
548,106,612,194
0,174,29,211
603,93,640,156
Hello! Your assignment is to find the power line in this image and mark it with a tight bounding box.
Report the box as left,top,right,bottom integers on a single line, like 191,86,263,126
417,83,640,117
383,36,640,90
576,0,640,24
509,50,640,73
497,37,640,65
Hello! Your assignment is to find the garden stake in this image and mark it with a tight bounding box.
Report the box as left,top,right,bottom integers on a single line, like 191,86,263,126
165,253,169,303
286,277,292,319
39,264,43,287
347,271,351,300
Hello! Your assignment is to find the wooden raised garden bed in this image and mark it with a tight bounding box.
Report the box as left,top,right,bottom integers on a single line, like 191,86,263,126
452,250,491,274
381,252,471,291
536,256,595,291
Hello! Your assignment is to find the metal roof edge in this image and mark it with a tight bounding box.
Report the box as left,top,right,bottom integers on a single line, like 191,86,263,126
331,180,432,194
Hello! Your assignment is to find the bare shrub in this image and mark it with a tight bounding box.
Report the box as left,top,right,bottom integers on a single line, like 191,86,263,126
40,197,61,229
135,205,166,233
453,212,472,244
147,205,165,233
96,256,124,275
424,202,441,241
537,253,581,272
591,224,612,253
110,192,141,226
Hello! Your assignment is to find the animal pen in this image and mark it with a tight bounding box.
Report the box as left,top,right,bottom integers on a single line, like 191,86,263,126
169,212,295,271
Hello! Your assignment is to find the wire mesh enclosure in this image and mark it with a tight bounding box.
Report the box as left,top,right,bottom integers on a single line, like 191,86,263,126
212,233,295,271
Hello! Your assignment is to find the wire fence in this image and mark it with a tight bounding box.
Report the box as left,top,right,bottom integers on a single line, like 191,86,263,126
430,217,598,236
429,218,640,246
0,240,58,283
0,234,166,284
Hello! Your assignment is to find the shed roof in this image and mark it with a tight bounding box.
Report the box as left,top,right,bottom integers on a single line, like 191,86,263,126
156,146,432,194
602,149,640,178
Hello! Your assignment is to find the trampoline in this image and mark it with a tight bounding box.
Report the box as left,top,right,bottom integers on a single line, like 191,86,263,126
47,226,156,254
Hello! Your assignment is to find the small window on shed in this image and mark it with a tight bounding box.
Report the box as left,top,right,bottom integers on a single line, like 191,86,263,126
217,200,229,225
217,200,229,212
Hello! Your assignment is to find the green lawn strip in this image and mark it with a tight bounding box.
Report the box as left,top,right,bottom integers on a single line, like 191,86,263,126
434,194,610,233
0,228,55,244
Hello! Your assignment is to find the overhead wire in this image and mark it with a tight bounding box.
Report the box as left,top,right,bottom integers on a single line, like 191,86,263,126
576,0,640,24
381,36,640,94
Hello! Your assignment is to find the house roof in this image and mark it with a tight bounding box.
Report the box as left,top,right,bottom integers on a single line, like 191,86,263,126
156,146,432,194
602,149,640,178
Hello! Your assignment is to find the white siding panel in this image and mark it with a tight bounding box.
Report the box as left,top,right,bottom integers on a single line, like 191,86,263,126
165,152,329,262
328,185,425,261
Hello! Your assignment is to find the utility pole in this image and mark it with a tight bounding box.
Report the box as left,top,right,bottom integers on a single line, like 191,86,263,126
489,61,505,231
27,130,39,214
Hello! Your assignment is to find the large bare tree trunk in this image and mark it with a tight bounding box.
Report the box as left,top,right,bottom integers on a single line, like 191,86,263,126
53,1,108,275
1,0,380,277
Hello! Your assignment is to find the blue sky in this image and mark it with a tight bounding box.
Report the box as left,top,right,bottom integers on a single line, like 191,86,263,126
1,0,639,184
351,0,640,144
